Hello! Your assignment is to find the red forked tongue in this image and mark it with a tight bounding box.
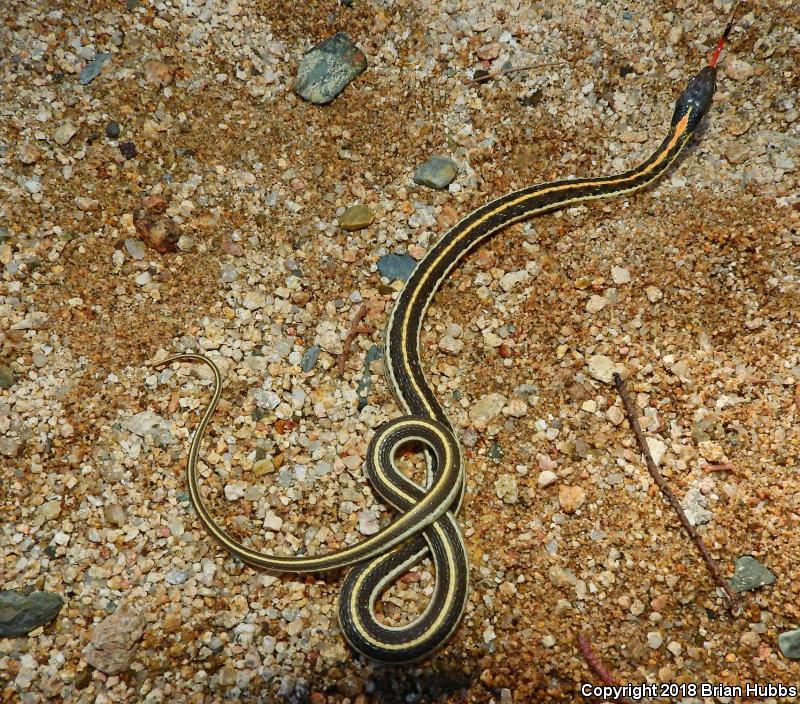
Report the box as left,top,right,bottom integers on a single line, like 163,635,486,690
709,1,741,67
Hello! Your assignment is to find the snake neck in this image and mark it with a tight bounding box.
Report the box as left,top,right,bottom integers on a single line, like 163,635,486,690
385,116,693,424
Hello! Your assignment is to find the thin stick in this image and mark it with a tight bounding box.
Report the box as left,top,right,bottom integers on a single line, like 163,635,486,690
577,632,636,704
700,462,737,474
336,304,372,376
613,373,741,614
466,61,563,85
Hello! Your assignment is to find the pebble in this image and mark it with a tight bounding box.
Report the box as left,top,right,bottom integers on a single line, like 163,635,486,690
125,237,145,261
729,555,776,593
119,141,137,159
469,392,507,430
681,486,712,526
377,253,416,281
338,204,374,231
646,437,666,467
0,365,15,389
537,470,558,488
586,295,608,313
264,512,283,531
358,509,380,535
611,266,631,284
78,53,112,85
494,474,519,504
587,354,617,383
123,411,174,446
413,156,458,189
165,569,189,585
647,631,664,649
83,608,145,674
548,566,577,588
724,141,750,165
502,399,528,417
438,335,464,355
0,590,64,636
53,121,78,146
144,60,174,86
301,345,321,372
18,143,42,165
106,121,121,138
726,57,755,82
645,285,663,303
778,629,800,659
38,500,62,521
294,33,367,104
242,291,267,310
558,485,586,513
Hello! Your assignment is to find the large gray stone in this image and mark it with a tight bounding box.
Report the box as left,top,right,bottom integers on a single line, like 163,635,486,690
0,590,64,636
294,33,367,105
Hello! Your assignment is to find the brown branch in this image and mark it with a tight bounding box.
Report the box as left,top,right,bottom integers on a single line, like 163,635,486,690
336,304,372,376
700,462,737,474
466,61,563,85
577,632,636,704
613,373,741,614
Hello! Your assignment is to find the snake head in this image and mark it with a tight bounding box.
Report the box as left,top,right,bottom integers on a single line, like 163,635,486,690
671,65,717,132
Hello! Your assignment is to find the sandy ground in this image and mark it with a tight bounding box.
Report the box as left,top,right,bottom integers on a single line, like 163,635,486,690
1,0,799,702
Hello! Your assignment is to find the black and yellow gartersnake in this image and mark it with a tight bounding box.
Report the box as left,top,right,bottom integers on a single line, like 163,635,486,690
151,24,733,663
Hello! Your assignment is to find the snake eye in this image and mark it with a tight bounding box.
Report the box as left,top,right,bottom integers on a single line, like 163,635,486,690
672,65,717,130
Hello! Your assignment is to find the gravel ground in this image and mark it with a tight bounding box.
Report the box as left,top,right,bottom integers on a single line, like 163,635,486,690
1,0,799,702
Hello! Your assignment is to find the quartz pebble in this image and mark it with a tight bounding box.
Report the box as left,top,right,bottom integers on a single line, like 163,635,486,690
558,485,586,513
53,121,77,146
494,474,519,504
470,393,507,430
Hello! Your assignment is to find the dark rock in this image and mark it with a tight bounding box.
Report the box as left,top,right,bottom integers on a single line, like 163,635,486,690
294,33,367,105
301,346,321,372
79,53,112,85
0,589,64,636
413,156,458,189
778,629,800,659
119,141,137,159
729,555,776,593
377,253,415,282
106,121,121,138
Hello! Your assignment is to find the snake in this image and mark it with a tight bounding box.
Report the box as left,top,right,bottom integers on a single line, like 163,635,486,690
151,19,734,664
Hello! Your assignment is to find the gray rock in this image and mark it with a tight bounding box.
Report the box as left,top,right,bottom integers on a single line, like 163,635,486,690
680,485,712,526
124,238,146,260
778,628,800,659
0,590,64,636
83,608,145,674
79,53,112,85
294,33,367,105
377,253,415,282
413,156,458,189
106,121,121,138
165,569,188,585
301,345,320,372
729,555,776,593
122,411,174,446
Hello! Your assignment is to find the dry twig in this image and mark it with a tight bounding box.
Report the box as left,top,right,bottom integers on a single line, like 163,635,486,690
700,462,737,474
466,61,563,85
336,304,372,376
613,373,741,614
577,632,636,704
